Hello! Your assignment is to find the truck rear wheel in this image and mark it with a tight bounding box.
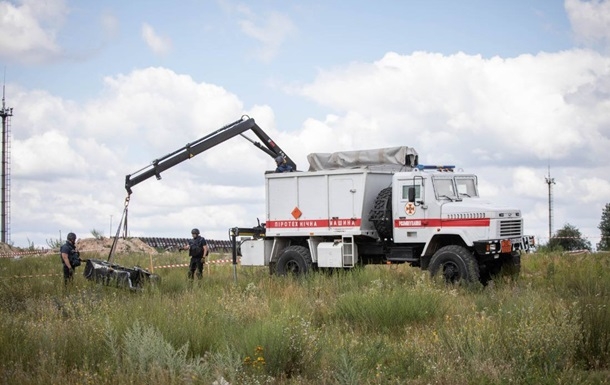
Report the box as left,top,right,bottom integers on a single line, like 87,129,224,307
429,245,480,283
275,246,312,276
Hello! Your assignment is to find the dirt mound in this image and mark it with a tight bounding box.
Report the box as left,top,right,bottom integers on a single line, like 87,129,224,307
77,237,158,255
0,238,158,258
0,242,16,254
0,242,19,258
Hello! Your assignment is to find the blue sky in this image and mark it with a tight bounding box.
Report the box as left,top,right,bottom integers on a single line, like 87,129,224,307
1,0,609,249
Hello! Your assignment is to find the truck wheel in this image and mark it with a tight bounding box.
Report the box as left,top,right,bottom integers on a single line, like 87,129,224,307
429,245,480,283
369,187,393,240
482,252,521,283
275,246,312,276
502,252,521,278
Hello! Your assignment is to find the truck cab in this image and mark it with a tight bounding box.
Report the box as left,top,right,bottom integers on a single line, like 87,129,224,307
388,167,532,282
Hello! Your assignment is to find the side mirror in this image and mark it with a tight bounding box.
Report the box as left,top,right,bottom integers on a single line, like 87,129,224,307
408,187,416,203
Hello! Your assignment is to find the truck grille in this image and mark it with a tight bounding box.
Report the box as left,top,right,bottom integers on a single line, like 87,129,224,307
499,219,522,238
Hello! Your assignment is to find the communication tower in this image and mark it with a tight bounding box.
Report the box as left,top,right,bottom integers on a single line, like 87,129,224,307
0,82,12,244
545,163,555,241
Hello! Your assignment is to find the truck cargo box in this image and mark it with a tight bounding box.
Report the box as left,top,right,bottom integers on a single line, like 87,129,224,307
265,168,394,237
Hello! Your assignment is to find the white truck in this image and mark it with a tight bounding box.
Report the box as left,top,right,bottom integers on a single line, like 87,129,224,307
239,146,534,283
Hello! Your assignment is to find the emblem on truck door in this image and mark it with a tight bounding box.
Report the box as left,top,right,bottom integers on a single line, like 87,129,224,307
405,202,416,216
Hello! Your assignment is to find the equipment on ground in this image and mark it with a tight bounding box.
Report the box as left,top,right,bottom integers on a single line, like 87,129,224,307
83,258,159,290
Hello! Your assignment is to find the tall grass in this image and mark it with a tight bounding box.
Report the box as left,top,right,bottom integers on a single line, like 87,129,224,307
0,251,609,384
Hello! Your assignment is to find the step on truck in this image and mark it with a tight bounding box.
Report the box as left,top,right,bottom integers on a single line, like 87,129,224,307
239,146,535,283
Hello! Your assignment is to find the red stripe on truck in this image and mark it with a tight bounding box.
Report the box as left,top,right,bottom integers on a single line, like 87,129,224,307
266,217,490,229
394,218,490,228
266,218,362,228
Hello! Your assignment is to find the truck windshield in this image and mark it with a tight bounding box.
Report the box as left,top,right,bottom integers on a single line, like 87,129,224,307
456,177,478,198
434,178,457,199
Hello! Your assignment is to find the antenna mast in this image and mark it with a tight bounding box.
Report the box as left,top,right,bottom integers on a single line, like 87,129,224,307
545,162,556,241
0,72,13,245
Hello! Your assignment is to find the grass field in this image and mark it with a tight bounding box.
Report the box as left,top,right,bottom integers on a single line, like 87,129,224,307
0,250,609,384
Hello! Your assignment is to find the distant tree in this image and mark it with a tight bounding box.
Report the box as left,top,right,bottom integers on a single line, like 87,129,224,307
26,238,37,251
46,238,62,249
91,228,104,240
598,203,610,251
548,223,592,252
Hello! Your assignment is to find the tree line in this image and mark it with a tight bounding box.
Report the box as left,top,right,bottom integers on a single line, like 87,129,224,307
546,203,610,252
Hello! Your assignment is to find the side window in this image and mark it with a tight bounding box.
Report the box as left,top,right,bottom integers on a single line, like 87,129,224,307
401,184,421,200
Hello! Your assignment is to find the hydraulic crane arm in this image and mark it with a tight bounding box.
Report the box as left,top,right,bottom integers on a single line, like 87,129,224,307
125,115,296,194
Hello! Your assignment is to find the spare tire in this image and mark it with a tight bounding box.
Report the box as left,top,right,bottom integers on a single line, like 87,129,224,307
369,187,393,240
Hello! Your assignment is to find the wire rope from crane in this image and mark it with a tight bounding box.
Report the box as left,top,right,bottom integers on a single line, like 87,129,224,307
107,195,130,263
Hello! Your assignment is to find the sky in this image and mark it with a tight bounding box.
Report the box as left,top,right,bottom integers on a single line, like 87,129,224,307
1,0,610,249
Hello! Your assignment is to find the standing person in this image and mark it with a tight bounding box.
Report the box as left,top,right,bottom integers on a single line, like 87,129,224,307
183,228,208,280
60,232,81,285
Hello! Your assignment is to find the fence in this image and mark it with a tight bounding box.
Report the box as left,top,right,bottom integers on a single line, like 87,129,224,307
139,237,233,252
0,237,234,259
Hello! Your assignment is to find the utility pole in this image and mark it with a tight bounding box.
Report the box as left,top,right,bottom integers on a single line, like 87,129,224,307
0,78,12,244
545,163,556,241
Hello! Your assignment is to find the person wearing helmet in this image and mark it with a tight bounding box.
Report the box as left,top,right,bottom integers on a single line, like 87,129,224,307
275,155,294,173
182,228,208,280
60,232,80,285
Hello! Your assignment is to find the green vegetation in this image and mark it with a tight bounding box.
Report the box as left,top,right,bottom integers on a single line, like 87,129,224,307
90,229,105,240
0,251,609,384
547,223,592,252
598,203,610,251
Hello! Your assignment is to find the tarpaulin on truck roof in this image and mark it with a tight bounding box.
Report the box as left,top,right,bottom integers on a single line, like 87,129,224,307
307,146,418,171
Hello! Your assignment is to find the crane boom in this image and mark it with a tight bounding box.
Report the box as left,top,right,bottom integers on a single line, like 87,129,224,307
124,116,296,194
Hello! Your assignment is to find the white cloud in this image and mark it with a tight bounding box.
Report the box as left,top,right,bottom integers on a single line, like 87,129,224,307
234,6,295,62
0,0,67,64
9,88,80,138
83,67,244,151
12,130,88,179
296,50,610,168
513,167,548,199
141,22,172,55
565,0,610,48
578,177,610,203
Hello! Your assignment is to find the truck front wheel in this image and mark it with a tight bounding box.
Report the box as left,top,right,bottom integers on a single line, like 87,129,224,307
275,246,312,276
429,245,480,283
502,252,521,277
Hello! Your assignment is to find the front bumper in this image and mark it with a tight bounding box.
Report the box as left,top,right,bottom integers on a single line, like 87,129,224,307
473,235,535,255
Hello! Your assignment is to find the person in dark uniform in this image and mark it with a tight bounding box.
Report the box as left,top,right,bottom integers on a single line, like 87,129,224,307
275,155,294,173
60,232,80,285
183,228,209,280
